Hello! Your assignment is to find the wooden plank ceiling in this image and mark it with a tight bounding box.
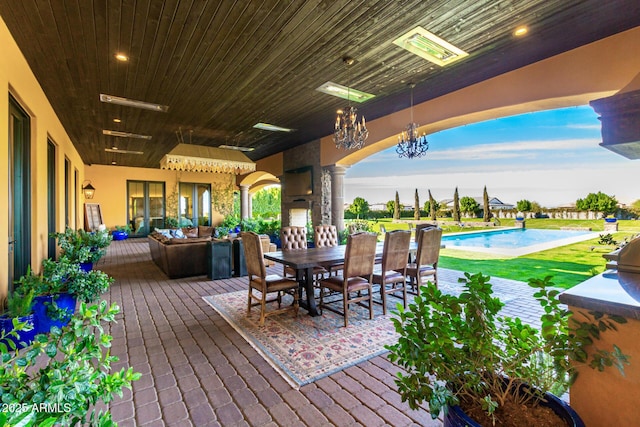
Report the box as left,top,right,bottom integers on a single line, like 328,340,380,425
1,0,639,168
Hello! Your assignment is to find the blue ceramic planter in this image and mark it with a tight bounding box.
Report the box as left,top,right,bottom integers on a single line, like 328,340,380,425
79,262,93,272
0,313,37,350
33,293,77,334
444,386,584,427
112,230,129,240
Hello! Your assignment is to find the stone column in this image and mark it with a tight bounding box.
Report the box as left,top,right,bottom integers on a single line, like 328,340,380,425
329,165,349,232
240,185,250,219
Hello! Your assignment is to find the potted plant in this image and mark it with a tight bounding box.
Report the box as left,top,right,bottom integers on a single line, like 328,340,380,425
0,300,141,426
386,273,629,427
112,224,131,240
52,228,112,271
0,288,37,351
19,256,112,335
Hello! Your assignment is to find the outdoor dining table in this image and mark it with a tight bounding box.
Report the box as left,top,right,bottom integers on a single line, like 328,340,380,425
263,241,417,316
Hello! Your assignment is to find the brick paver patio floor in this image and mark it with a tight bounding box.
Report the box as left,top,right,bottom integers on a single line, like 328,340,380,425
100,239,545,426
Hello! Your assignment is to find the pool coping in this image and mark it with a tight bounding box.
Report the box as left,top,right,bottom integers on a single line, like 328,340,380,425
441,227,602,257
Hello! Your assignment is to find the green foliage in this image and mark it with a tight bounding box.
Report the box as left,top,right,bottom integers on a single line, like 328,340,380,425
346,219,374,234
576,191,618,214
0,301,141,426
348,197,370,219
18,257,112,303
114,225,131,233
252,187,281,219
394,191,400,220
483,186,490,222
598,233,618,246
4,289,35,318
459,196,479,216
452,187,461,222
517,199,532,212
386,272,629,421
629,199,640,218
386,200,395,216
52,228,112,264
427,190,438,221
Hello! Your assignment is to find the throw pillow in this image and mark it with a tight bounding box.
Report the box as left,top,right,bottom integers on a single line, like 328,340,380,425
182,227,198,238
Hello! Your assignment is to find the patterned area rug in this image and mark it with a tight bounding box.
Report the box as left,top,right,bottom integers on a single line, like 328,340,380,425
203,291,399,388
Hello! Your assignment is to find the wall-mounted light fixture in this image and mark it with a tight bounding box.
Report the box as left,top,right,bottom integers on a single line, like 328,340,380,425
82,180,96,199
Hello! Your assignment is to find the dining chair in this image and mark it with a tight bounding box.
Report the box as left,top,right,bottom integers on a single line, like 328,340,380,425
280,226,328,282
414,223,437,241
406,227,443,294
318,232,378,327
241,231,299,325
314,224,344,275
372,230,411,315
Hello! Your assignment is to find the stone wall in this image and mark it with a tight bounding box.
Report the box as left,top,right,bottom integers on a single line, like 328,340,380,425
281,140,323,228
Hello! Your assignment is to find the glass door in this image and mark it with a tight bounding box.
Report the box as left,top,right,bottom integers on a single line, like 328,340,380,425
179,182,211,226
127,181,165,236
8,95,32,289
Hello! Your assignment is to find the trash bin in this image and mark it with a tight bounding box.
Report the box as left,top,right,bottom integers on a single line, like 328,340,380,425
207,240,232,280
232,239,247,277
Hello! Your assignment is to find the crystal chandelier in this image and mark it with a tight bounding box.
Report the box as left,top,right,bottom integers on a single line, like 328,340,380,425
396,84,429,159
333,57,368,150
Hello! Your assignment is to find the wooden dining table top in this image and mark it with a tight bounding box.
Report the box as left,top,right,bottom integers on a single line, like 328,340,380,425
263,241,417,269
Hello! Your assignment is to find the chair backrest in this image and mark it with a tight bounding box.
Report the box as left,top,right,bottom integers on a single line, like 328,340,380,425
241,231,266,279
280,226,307,251
416,227,443,267
314,225,338,248
382,230,411,272
344,232,378,278
415,223,437,235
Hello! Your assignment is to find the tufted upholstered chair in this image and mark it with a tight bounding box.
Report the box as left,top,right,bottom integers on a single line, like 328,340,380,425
318,232,378,327
281,226,308,251
314,224,343,275
406,227,442,293
281,226,328,282
241,231,299,325
314,225,338,248
372,230,411,315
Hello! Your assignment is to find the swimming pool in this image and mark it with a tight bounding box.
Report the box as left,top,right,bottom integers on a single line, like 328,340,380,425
441,228,599,256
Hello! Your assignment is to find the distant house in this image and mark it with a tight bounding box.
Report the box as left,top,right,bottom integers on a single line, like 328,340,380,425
440,196,514,211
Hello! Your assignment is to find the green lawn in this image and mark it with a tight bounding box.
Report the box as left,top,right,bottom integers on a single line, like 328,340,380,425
364,217,639,289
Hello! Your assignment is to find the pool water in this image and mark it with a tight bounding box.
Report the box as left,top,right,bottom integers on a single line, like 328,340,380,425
442,228,592,250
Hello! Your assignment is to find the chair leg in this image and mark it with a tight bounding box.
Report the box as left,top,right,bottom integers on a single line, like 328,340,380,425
368,284,373,320
259,291,267,326
247,288,253,314
381,281,387,315
402,282,407,309
343,289,349,328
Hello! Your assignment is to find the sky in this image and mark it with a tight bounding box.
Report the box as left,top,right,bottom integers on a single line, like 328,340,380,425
344,106,640,209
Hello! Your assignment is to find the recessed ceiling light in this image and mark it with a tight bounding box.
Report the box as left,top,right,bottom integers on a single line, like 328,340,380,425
112,160,117,165
315,82,375,103
115,53,129,62
253,122,294,132
513,26,529,37
102,129,152,139
218,145,255,152
113,118,121,123
100,93,169,112
105,148,144,155
393,26,468,67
